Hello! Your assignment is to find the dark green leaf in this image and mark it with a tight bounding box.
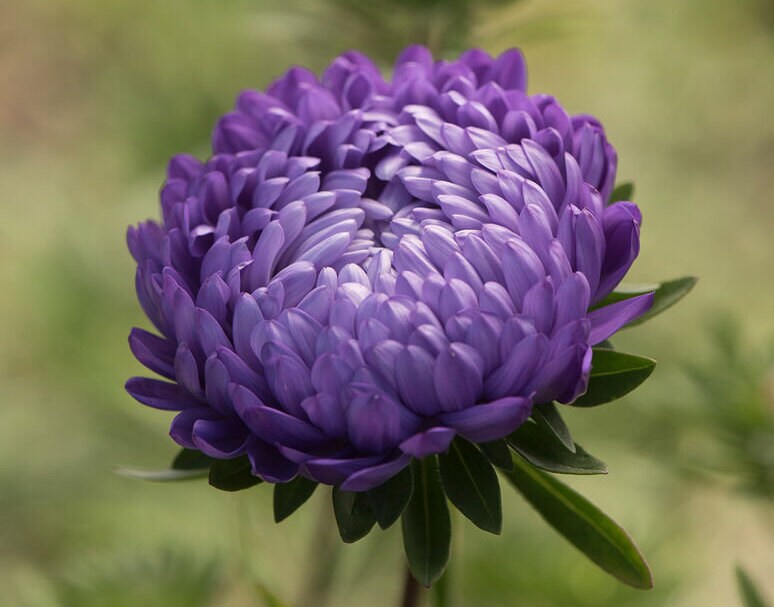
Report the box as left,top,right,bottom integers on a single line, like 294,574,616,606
332,487,375,543
595,277,697,327
736,566,770,607
402,457,451,587
610,181,634,202
533,403,575,452
273,476,318,523
208,456,262,492
114,466,208,482
478,439,514,471
573,349,656,407
508,420,607,475
367,466,414,530
440,438,502,533
503,454,653,589
171,448,214,470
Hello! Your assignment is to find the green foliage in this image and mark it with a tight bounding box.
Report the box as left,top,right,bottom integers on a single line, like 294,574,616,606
610,182,635,202
440,438,503,534
172,448,214,470
736,566,770,607
114,466,208,482
478,439,514,471
208,456,262,492
53,550,220,607
504,455,653,589
595,277,698,327
532,402,575,452
332,488,376,543
402,457,451,587
680,319,774,497
273,476,318,523
508,420,608,475
573,349,657,407
367,466,414,530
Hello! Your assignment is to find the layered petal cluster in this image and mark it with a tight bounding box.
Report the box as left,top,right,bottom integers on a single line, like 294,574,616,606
126,46,651,491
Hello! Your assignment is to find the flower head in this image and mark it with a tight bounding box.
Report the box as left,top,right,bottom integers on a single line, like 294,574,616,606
126,46,652,491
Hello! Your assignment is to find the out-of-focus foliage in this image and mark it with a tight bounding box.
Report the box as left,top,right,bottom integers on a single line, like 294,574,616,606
48,551,221,607
682,319,774,497
737,565,771,607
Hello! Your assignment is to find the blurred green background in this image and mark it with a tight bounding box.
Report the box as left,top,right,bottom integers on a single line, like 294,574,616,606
1,0,773,605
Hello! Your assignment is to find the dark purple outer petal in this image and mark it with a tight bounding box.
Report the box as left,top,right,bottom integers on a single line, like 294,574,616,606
126,45,643,490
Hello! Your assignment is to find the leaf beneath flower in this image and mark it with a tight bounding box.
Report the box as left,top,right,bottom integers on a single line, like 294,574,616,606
503,455,653,589
440,438,502,534
274,476,318,523
573,349,656,407
172,448,214,470
332,487,375,543
508,420,607,475
532,403,575,453
208,456,263,492
402,457,451,587
368,466,414,530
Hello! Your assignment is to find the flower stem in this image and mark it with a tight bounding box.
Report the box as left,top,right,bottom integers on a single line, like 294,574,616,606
400,566,422,607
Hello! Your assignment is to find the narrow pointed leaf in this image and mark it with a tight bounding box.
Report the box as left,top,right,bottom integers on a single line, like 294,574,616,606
114,466,208,482
507,420,607,475
401,457,451,587
208,456,263,492
573,349,656,407
610,182,634,202
172,448,214,470
595,276,697,326
533,403,575,452
479,439,514,471
274,476,318,523
440,438,502,533
332,487,375,543
736,566,770,607
504,454,653,589
368,466,414,530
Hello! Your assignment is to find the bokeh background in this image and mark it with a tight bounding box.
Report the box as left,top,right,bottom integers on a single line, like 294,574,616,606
1,0,773,605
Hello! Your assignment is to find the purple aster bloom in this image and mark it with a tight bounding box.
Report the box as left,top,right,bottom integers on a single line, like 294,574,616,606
126,46,652,492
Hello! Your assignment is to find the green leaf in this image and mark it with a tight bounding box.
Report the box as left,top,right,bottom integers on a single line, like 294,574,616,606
573,349,656,407
596,276,697,327
503,455,653,589
171,448,214,470
402,457,451,587
208,456,262,492
736,566,770,607
610,181,634,202
439,438,502,534
532,402,575,452
367,466,414,530
332,487,376,543
273,476,318,523
508,420,607,475
478,439,514,471
114,466,208,482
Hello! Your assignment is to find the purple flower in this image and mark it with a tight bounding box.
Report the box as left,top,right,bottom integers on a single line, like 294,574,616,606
126,46,652,492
